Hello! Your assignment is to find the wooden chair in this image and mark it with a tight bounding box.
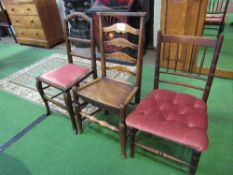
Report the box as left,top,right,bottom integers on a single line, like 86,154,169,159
36,12,97,133
126,31,224,174
73,12,146,158
205,0,230,36
0,1,17,42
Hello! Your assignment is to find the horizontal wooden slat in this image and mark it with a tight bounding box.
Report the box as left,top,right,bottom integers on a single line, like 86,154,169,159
103,23,139,35
104,38,138,50
80,112,119,132
159,80,205,91
106,66,136,76
97,12,146,17
105,52,136,64
68,37,90,44
160,71,207,81
162,35,217,47
135,143,190,166
70,51,91,60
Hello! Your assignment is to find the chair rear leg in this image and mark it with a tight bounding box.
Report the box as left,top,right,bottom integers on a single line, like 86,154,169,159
64,91,78,133
36,80,50,116
129,128,136,158
119,107,127,159
189,150,201,175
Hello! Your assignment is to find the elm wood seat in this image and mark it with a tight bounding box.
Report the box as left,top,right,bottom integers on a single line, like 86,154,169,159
205,0,229,36
126,31,224,175
73,12,146,158
36,12,97,133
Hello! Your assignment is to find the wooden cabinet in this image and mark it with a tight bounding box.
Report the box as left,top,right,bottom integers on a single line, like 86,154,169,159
160,0,208,71
3,0,64,48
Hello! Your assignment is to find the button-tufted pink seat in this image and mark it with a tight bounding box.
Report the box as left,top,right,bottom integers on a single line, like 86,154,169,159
126,31,224,175
39,64,90,90
126,89,208,152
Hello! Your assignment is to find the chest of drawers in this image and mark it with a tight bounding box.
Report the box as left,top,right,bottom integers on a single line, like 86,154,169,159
3,0,64,48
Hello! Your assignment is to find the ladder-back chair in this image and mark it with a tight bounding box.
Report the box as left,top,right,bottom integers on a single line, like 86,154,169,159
36,12,97,133
126,31,223,174
205,0,230,36
73,12,146,158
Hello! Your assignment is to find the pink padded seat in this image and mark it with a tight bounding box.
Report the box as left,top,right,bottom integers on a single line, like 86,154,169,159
39,64,90,90
126,89,208,152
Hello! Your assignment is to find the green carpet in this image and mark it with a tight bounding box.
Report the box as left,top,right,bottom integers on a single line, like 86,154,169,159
0,63,233,175
0,91,45,144
0,20,233,174
0,44,53,79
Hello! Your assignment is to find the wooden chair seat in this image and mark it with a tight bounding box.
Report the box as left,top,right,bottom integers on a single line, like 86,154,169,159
126,89,208,152
77,78,137,110
38,64,90,91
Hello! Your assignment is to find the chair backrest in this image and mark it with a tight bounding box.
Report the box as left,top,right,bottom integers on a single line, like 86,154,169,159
97,12,146,88
154,31,224,103
207,0,229,15
64,12,96,73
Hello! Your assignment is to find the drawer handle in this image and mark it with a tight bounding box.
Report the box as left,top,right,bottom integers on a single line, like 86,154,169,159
11,8,15,11
30,20,34,23
27,8,31,11
15,20,19,23
35,33,39,36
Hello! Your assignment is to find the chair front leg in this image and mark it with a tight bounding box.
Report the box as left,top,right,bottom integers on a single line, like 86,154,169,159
129,128,136,158
64,91,77,133
36,79,50,116
72,88,83,134
189,150,201,175
119,105,127,159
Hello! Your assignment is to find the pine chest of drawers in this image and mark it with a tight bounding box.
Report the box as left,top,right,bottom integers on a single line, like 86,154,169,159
3,0,64,48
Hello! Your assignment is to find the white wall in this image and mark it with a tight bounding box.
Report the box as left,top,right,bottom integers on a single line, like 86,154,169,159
153,0,161,47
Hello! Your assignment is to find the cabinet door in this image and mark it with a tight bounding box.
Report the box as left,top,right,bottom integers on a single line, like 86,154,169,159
160,0,208,71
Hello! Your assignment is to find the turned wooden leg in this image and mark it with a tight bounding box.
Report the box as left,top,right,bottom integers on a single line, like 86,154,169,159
72,88,83,134
129,128,136,158
189,150,201,175
119,106,127,159
64,91,77,133
36,79,50,116
135,89,141,104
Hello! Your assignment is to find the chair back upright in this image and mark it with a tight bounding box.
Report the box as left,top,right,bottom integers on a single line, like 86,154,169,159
64,12,97,78
97,12,146,88
155,31,224,103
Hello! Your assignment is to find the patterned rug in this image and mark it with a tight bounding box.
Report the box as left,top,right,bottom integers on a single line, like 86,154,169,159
0,54,134,115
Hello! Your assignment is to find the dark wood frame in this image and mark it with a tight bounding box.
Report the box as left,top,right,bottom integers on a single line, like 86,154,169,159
36,12,97,133
128,31,224,175
73,12,146,158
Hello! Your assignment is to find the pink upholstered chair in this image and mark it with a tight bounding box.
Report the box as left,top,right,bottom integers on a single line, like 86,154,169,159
126,31,223,174
36,12,97,133
205,0,229,36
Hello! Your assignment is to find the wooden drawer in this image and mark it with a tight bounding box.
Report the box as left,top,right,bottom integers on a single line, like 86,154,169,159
6,4,38,15
10,15,42,28
15,27,46,40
